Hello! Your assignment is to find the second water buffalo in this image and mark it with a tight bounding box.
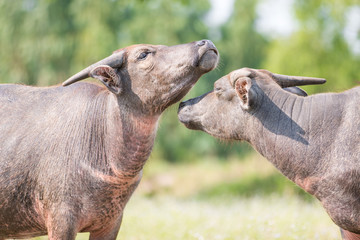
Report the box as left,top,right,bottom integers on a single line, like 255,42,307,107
178,68,360,240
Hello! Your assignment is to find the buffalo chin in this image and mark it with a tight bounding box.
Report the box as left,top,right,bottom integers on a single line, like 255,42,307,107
198,50,219,72
179,117,202,131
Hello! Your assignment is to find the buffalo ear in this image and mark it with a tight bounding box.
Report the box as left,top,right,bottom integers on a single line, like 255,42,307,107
90,65,122,95
234,77,252,110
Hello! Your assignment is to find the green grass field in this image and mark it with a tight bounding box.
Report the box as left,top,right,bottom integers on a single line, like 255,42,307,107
35,152,340,240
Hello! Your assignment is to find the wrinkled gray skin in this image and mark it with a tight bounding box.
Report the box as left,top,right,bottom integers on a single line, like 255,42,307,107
178,68,360,240
0,40,219,240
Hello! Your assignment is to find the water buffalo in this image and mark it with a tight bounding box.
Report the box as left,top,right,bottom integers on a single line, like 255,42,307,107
0,40,219,240
178,68,360,240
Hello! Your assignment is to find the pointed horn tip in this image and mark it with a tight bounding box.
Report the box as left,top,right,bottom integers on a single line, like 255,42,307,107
318,78,326,84
62,78,77,87
62,73,90,87
306,77,326,84
62,80,71,87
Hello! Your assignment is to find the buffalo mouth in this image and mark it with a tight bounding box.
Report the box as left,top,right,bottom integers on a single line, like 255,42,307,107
178,110,202,130
207,48,219,56
197,48,219,72
177,95,207,131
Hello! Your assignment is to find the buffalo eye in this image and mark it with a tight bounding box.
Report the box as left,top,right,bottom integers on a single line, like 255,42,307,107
214,87,221,93
138,51,150,60
214,87,222,97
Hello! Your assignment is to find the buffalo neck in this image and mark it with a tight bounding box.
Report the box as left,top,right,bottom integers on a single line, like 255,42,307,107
246,84,344,184
104,93,160,178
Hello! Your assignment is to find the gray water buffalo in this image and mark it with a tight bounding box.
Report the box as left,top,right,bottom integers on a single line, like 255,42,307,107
0,40,219,240
178,68,360,240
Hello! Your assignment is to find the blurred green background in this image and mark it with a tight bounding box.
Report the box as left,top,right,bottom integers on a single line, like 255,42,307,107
1,0,359,239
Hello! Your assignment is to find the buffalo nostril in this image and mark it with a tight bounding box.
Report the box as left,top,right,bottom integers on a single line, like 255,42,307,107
207,40,216,49
179,101,186,109
196,40,206,46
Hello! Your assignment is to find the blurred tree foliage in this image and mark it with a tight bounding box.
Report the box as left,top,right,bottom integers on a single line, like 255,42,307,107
0,0,359,162
263,0,360,93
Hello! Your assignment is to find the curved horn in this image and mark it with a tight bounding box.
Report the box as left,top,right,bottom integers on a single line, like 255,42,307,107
272,73,326,88
62,50,125,86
